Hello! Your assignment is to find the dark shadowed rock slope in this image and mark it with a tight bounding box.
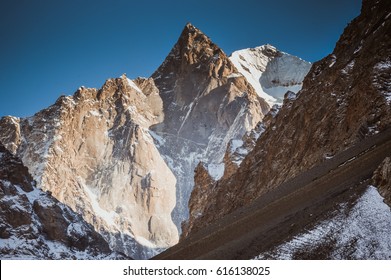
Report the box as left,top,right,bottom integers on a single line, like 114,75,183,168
0,144,125,259
185,0,391,238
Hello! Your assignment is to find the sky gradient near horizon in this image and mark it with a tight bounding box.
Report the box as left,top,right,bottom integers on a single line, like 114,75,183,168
0,0,361,117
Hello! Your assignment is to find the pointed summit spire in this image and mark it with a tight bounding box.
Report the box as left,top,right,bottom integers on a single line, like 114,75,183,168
152,22,232,80
184,22,196,30
178,22,210,48
182,22,204,34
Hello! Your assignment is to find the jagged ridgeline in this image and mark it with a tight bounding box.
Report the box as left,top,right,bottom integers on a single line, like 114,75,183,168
0,21,314,259
184,0,391,235
176,0,391,260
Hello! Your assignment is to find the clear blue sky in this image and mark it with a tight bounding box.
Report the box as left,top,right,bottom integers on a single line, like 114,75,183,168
0,0,361,118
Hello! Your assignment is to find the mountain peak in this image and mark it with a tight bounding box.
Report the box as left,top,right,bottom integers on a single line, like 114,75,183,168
184,22,197,31
152,23,234,81
229,44,311,105
178,22,212,49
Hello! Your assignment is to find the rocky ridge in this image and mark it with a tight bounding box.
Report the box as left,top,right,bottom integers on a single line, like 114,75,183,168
0,76,178,259
0,23,317,259
185,0,391,238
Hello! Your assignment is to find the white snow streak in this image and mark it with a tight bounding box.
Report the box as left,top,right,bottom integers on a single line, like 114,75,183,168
126,78,143,94
207,163,225,181
83,183,117,226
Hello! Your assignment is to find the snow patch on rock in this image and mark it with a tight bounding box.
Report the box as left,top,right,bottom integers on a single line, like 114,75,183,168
207,163,225,181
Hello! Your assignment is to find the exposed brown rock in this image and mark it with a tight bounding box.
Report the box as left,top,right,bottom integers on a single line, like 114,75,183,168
33,198,69,243
0,193,32,227
0,144,119,259
0,22,270,259
185,0,391,237
0,75,178,259
151,23,269,228
372,157,391,207
0,143,33,193
0,116,21,154
152,23,269,144
181,163,215,239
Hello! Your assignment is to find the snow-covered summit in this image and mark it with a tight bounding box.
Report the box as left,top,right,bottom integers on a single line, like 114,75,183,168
229,44,311,105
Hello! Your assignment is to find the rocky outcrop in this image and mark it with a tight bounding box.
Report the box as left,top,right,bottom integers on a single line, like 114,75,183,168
181,163,215,239
373,157,391,207
151,23,270,228
0,144,123,259
185,0,391,237
0,116,21,154
0,75,178,259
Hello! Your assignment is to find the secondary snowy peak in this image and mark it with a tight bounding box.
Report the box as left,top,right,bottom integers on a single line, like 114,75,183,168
0,144,123,259
229,44,311,105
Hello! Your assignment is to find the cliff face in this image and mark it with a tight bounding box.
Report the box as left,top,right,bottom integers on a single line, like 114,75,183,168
0,76,178,259
0,144,124,259
151,23,270,228
185,0,391,237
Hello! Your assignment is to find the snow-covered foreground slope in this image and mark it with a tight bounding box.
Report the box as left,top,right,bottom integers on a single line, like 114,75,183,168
229,45,311,105
255,186,391,259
